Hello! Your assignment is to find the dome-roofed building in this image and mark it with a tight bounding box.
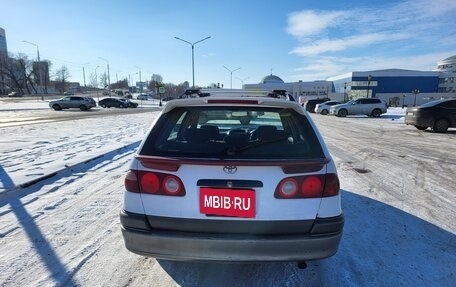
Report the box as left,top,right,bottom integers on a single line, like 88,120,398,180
244,73,335,104
260,74,285,84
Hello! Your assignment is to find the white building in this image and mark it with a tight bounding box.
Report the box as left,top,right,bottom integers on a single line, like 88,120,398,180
242,55,456,107
436,55,456,93
244,74,336,104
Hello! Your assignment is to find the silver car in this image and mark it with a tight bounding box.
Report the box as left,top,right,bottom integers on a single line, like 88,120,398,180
49,96,96,111
330,98,387,117
315,101,342,115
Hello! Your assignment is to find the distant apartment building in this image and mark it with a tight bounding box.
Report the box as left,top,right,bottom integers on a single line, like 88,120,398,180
0,27,7,56
0,27,8,94
32,61,50,87
436,55,456,93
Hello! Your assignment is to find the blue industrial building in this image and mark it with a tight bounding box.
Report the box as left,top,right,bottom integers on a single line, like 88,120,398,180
328,69,439,100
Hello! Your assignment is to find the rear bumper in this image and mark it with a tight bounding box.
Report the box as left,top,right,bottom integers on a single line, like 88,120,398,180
120,210,344,262
405,115,432,127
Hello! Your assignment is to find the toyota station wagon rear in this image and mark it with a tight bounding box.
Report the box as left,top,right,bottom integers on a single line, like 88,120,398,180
120,90,344,263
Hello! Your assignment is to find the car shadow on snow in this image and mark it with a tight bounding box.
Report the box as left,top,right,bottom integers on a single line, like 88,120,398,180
158,190,455,287
50,108,101,113
380,114,405,120
419,129,456,135
0,142,140,286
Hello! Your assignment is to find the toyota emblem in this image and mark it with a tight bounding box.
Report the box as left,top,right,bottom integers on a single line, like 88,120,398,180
223,166,238,174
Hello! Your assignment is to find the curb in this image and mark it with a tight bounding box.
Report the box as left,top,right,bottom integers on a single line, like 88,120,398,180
2,141,140,195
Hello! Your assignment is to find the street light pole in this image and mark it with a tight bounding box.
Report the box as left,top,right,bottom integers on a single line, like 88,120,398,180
81,62,89,88
134,66,142,92
174,36,211,88
95,65,100,101
236,77,249,88
412,89,420,106
23,40,44,100
344,82,347,102
223,66,241,89
367,75,372,98
98,57,110,95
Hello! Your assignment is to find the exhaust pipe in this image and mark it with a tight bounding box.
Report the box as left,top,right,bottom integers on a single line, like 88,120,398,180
297,261,307,269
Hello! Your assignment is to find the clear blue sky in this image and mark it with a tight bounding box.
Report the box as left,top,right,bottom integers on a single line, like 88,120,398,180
2,0,455,88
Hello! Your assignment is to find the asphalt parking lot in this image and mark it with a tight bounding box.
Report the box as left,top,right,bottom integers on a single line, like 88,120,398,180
310,113,456,232
0,107,455,286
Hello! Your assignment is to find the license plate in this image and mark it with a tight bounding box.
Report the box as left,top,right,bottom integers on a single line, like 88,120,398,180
407,112,413,115
199,187,256,218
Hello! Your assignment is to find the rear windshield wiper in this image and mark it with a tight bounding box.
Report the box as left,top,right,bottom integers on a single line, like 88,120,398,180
225,135,289,156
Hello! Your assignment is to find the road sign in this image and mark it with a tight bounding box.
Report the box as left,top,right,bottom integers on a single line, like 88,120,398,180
158,87,166,94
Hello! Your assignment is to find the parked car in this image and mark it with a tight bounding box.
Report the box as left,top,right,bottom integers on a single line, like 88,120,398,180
64,91,74,96
405,99,456,133
86,97,97,107
303,98,330,113
115,90,133,98
8,91,22,97
119,98,138,108
137,93,153,100
120,89,344,264
99,97,130,108
315,101,342,115
330,98,387,117
49,96,96,111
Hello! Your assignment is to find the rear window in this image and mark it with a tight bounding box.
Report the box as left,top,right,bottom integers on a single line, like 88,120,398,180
140,106,325,160
360,98,381,104
421,99,456,108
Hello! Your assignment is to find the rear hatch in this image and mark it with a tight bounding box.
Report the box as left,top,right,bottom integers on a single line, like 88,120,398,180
132,98,337,233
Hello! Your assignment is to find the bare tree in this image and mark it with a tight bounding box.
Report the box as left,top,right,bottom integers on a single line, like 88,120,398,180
99,73,107,89
0,53,8,94
32,60,51,94
88,73,98,88
111,78,128,89
2,54,28,94
148,74,163,90
55,65,71,94
17,54,37,94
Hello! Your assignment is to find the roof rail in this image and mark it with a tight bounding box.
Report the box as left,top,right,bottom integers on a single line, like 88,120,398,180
181,88,295,101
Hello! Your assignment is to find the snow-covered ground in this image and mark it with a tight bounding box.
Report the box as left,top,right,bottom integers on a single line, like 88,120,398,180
0,101,454,286
0,98,158,192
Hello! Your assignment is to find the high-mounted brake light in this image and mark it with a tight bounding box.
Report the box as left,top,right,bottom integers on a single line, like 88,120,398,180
207,99,258,105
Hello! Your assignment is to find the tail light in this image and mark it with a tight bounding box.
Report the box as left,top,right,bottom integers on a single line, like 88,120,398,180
124,170,186,196
274,173,339,199
125,170,140,193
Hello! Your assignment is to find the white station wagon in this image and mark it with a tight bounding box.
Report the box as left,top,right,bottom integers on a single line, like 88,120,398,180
120,89,344,265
